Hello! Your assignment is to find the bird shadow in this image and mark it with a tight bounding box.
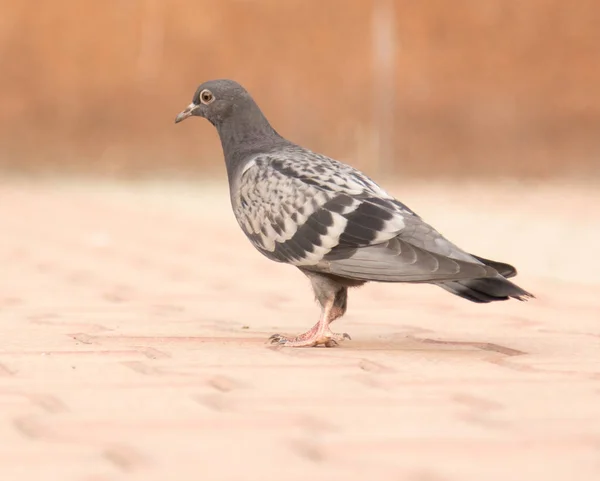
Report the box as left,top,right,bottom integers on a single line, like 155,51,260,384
337,336,526,356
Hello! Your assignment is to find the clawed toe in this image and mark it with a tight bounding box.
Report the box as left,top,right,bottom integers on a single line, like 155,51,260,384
266,330,351,348
268,334,287,345
267,333,316,348
323,332,351,347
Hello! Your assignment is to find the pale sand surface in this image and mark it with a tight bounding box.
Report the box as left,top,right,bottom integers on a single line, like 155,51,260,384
0,179,598,481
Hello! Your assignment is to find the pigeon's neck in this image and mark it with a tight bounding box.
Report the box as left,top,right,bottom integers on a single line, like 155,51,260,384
216,104,289,181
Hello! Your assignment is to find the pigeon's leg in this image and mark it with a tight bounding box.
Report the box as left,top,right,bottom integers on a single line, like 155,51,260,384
269,271,351,348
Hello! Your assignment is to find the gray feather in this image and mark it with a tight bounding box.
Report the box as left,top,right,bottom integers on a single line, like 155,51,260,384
232,153,412,267
438,276,533,302
313,237,496,282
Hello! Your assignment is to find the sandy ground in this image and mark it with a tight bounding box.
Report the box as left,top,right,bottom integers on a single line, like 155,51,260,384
0,178,599,481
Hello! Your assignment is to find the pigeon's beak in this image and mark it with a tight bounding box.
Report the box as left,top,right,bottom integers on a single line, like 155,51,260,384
174,103,200,124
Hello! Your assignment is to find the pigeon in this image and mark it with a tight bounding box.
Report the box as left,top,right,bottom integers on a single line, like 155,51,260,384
175,79,534,348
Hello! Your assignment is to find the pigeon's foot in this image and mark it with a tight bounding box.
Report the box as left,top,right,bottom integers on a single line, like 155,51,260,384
268,323,351,348
269,293,351,347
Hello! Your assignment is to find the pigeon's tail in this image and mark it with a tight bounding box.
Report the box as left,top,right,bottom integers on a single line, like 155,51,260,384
438,275,534,304
438,254,534,303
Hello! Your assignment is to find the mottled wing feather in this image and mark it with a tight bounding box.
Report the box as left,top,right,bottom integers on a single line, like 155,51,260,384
233,155,408,266
232,149,497,282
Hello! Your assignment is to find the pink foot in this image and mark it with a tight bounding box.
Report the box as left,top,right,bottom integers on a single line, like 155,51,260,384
268,323,351,348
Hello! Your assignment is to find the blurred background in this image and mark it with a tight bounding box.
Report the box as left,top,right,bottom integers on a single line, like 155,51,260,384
1,0,598,179
2,4,600,479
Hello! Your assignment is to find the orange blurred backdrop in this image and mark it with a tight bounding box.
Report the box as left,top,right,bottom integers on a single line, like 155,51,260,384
0,0,598,178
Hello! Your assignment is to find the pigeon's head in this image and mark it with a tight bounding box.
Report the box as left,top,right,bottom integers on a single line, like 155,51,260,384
174,79,255,127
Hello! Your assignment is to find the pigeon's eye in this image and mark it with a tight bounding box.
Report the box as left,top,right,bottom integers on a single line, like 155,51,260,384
200,90,214,105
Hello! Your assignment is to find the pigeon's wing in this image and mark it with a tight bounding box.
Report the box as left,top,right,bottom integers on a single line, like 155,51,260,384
232,154,406,266
468,255,517,278
316,238,496,282
232,152,498,283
